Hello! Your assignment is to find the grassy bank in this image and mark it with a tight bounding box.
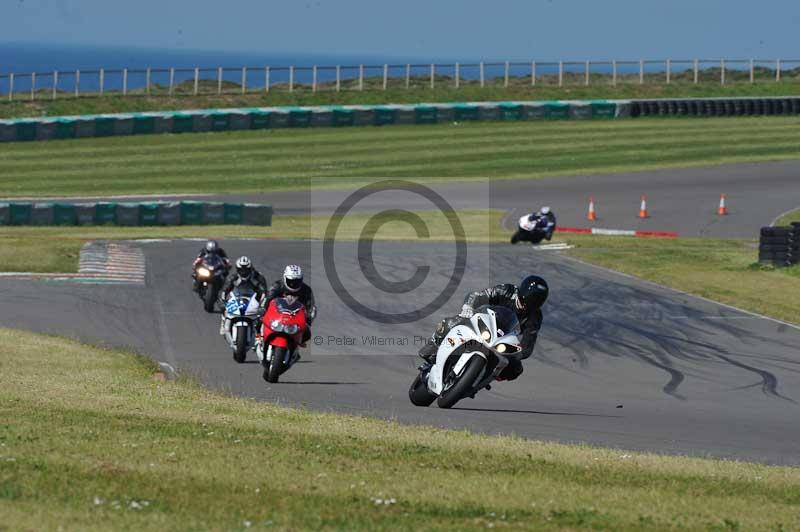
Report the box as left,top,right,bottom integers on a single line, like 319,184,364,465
3,117,800,196
775,208,800,226
4,81,800,119
1,328,799,531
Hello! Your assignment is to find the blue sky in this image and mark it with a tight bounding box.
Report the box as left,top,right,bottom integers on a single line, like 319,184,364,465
1,0,798,60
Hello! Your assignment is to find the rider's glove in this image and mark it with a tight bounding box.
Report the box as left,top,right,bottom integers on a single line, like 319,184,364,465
459,304,474,318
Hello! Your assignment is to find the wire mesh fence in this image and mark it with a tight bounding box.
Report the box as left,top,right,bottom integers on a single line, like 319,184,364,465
1,58,798,101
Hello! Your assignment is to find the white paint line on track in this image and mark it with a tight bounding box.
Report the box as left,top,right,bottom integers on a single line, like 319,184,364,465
562,254,800,332
770,205,800,227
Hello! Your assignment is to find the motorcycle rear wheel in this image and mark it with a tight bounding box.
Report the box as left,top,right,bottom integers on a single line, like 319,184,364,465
264,346,286,383
437,356,486,409
510,230,521,244
233,326,249,363
408,372,436,407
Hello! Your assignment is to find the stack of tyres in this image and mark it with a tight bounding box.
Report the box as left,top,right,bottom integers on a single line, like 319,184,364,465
790,223,800,265
758,226,793,266
791,99,800,114
752,99,764,115
742,100,754,115
630,101,642,118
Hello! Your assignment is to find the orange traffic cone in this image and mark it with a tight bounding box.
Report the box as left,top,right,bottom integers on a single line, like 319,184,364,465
638,195,649,219
587,197,597,221
718,194,728,215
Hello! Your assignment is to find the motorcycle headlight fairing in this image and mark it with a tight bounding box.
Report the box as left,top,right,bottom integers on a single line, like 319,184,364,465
197,267,211,278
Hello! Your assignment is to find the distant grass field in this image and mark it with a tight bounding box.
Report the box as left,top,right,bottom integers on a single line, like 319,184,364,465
4,80,800,119
2,327,800,531
3,117,800,197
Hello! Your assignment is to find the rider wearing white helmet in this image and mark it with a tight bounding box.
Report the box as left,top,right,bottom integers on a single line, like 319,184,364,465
220,256,268,301
263,265,317,345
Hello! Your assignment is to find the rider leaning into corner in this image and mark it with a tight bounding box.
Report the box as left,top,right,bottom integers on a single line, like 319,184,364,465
218,256,269,334
263,265,317,345
418,275,549,381
528,206,557,241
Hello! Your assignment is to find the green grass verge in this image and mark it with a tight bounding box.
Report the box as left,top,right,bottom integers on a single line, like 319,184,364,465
3,117,800,197
775,208,800,227
2,328,799,531
4,81,800,119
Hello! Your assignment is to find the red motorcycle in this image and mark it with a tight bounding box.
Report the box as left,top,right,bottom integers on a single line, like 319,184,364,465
257,296,308,383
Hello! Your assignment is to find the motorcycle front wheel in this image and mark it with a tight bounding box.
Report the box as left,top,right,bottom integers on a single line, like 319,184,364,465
233,326,249,363
437,356,486,409
408,372,436,407
203,284,218,313
510,230,521,244
264,346,286,383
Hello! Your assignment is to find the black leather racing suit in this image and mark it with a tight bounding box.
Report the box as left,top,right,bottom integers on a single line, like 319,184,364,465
263,280,317,343
192,249,230,291
220,270,268,302
419,283,543,381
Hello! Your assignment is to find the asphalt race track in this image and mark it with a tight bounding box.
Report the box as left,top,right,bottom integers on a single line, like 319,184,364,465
10,160,800,238
2,237,799,465
2,161,800,464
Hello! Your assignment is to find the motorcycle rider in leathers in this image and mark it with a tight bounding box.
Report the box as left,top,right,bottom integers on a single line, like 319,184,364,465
418,275,549,381
262,265,317,345
192,240,230,292
218,256,269,335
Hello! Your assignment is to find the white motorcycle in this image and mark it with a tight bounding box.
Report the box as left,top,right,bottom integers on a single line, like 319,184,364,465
222,286,263,363
510,214,550,245
408,305,523,409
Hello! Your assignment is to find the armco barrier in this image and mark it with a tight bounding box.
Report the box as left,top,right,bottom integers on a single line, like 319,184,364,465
5,97,800,143
0,202,272,226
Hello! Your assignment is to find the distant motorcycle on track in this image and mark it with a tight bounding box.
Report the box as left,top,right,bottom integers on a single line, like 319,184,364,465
510,214,553,245
193,254,229,312
408,305,524,409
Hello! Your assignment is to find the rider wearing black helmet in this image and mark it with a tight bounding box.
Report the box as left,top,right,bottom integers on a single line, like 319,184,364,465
418,275,549,381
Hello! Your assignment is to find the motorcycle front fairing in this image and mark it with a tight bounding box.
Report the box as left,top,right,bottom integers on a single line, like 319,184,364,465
426,307,523,396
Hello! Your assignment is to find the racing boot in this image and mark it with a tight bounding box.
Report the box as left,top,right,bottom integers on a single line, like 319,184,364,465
219,316,226,336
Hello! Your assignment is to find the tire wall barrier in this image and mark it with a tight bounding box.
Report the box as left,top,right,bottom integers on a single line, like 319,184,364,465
759,223,800,267
0,100,628,143
0,202,273,226
4,96,800,143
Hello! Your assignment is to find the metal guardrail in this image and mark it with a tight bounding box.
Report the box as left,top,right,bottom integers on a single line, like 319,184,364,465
1,58,799,101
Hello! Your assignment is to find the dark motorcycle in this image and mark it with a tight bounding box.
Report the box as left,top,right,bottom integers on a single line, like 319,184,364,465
193,254,229,312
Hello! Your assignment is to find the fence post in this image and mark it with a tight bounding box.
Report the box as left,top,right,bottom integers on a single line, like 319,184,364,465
666,59,670,84
265,66,270,93
405,64,410,89
312,65,317,92
455,62,460,89
336,65,341,92
168,67,174,96
100,68,105,95
123,68,128,96
504,61,509,88
584,60,590,86
193,67,198,95
558,61,563,87
217,67,223,94
720,58,725,85
382,64,388,90
612,60,617,86
749,59,754,83
639,59,644,84
430,64,435,89
290,66,295,92
31,71,36,101
531,61,536,86
75,70,80,97
52,70,58,100
8,73,13,101
693,59,698,84
776,59,781,82
479,61,485,88
241,67,247,94
145,67,150,96
357,64,363,91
